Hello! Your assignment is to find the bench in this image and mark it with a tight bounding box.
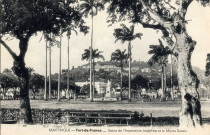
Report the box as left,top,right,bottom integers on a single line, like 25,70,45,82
64,110,135,125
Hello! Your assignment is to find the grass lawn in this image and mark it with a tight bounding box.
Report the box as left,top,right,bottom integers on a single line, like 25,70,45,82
1,99,210,118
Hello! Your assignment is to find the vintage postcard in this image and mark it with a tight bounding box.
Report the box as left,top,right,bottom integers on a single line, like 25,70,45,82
0,0,210,135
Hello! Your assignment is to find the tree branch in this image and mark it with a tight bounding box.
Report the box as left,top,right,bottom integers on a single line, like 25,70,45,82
18,32,33,59
140,0,172,29
19,38,29,59
160,36,180,55
163,0,176,10
179,0,193,18
0,38,17,59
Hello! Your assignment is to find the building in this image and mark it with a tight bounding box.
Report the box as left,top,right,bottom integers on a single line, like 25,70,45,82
141,68,152,73
75,81,108,94
80,63,121,72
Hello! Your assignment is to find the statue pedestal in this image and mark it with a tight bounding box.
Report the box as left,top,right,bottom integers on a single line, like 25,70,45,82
104,80,117,101
105,88,112,98
104,97,117,101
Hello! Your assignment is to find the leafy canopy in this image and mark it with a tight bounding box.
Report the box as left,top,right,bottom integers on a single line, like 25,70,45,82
0,0,88,39
0,69,19,91
131,74,149,90
81,48,105,61
29,73,45,91
106,0,210,49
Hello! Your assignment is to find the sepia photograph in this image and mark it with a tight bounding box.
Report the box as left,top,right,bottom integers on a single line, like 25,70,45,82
0,0,210,135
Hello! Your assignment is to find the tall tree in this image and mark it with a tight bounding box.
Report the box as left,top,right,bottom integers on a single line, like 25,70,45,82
148,39,172,101
80,0,104,101
29,73,44,100
82,48,105,98
45,40,48,101
113,24,143,102
48,36,52,100
67,35,70,100
106,0,209,127
0,0,88,123
0,69,19,100
57,35,62,101
43,33,61,100
131,74,149,90
92,49,105,98
66,27,78,100
170,54,174,100
111,49,128,99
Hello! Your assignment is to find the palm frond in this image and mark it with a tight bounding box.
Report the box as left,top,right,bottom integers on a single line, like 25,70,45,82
81,49,90,61
135,33,143,39
80,0,104,17
148,39,172,66
114,24,142,43
130,25,134,35
110,49,128,67
120,24,130,34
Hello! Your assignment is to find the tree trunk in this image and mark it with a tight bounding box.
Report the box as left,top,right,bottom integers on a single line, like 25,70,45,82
49,38,52,100
161,64,166,101
120,66,123,100
89,10,94,102
57,35,62,101
93,59,95,99
44,41,47,101
128,42,131,102
13,60,33,124
33,90,35,100
175,33,201,127
11,37,33,124
19,76,32,123
164,65,167,98
2,88,6,100
171,54,174,100
67,37,70,100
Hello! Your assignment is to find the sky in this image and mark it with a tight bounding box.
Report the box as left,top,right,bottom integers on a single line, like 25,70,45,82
1,1,210,75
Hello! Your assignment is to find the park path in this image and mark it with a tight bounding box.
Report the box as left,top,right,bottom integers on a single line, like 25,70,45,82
1,99,210,117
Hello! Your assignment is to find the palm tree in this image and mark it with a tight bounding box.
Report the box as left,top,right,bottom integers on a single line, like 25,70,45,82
66,27,77,100
67,35,70,100
80,0,104,102
82,48,105,99
148,39,172,101
170,54,174,100
43,33,62,101
57,35,62,101
82,48,105,64
111,49,128,100
113,24,142,102
48,36,51,100
43,33,59,100
44,40,48,101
